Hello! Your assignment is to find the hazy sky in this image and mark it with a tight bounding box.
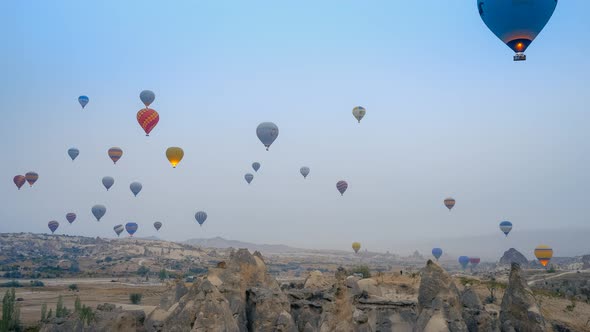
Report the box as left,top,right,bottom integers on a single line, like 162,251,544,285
1,1,589,257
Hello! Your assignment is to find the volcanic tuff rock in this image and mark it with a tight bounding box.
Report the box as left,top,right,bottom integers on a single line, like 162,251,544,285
40,305,146,332
461,287,499,332
499,248,529,266
500,263,546,332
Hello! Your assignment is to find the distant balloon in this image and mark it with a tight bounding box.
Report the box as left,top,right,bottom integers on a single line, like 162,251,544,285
256,122,279,151
66,213,76,224
252,162,261,172
244,173,254,184
13,175,26,190
108,147,123,164
477,0,558,61
102,176,114,191
195,211,207,226
48,221,59,234
91,205,106,221
130,182,142,197
300,166,310,179
432,248,443,261
469,257,481,269
68,148,79,161
534,245,553,267
139,90,155,107
78,96,89,109
113,224,124,237
137,108,160,136
25,172,39,187
458,256,470,270
125,222,138,237
352,242,361,254
166,147,184,168
336,180,348,196
444,197,455,211
153,221,162,231
352,106,366,123
499,221,513,237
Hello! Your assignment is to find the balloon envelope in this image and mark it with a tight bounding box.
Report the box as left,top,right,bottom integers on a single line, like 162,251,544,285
256,122,279,151
108,147,123,164
252,162,261,172
13,175,26,190
432,248,443,261
244,173,254,184
499,221,513,236
300,167,310,179
25,172,39,187
444,198,455,211
352,106,366,123
102,176,114,191
534,245,553,267
140,90,155,107
126,222,139,236
469,257,481,268
91,205,106,221
477,0,558,60
153,222,162,231
336,180,348,196
352,242,361,253
458,256,470,269
166,147,184,168
78,96,89,108
195,211,207,226
48,221,59,234
68,148,79,161
130,182,142,197
137,108,160,136
113,224,124,237
66,213,76,224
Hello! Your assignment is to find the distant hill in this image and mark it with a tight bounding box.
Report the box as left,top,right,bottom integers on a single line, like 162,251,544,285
184,236,306,254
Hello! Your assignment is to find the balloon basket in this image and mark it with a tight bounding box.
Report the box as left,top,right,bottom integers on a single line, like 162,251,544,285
513,53,526,61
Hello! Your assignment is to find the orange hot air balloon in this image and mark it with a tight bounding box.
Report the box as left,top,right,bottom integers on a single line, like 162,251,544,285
25,172,39,187
534,245,553,267
137,108,159,136
166,147,184,168
108,147,123,164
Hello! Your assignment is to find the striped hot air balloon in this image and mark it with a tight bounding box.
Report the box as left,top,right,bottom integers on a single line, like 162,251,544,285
137,108,160,136
13,175,26,190
432,248,443,261
444,197,456,211
458,256,470,270
499,221,513,237
336,180,348,196
244,173,254,184
108,147,123,164
153,222,162,231
125,222,138,237
48,221,59,234
66,213,76,224
195,211,207,226
534,245,553,267
25,172,39,187
113,224,124,237
352,242,361,254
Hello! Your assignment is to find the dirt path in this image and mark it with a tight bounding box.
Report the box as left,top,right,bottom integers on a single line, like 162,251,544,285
527,270,590,286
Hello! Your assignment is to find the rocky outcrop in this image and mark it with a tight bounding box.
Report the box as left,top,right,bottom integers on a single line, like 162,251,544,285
416,260,468,332
40,305,146,332
582,255,590,270
500,263,546,332
499,248,529,266
461,287,499,332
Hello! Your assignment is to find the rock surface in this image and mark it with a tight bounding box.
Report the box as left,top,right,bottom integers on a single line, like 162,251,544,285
499,248,529,266
500,263,546,332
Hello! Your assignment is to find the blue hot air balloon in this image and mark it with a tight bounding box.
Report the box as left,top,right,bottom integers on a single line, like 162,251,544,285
140,90,155,108
499,221,513,237
432,248,443,261
92,204,106,221
130,182,142,197
68,148,79,161
125,222,138,236
195,211,207,226
477,0,558,61
78,96,89,108
256,122,279,151
102,176,114,191
252,162,261,172
244,173,254,184
458,256,470,270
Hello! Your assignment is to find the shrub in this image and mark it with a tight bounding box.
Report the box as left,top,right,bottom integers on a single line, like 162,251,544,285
79,305,95,327
0,281,23,288
30,280,44,287
350,265,371,279
159,269,168,281
129,293,143,305
565,299,576,312
137,266,150,277
68,284,79,292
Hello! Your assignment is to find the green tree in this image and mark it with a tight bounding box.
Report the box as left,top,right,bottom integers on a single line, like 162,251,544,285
350,265,371,279
41,303,47,322
1,288,21,332
79,305,95,327
55,295,70,318
74,297,81,313
68,284,79,292
137,266,150,277
159,269,168,281
46,309,52,320
129,293,143,304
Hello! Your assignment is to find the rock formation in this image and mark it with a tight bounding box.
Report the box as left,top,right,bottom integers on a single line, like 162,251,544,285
40,304,146,332
461,287,499,332
499,248,529,266
500,263,546,332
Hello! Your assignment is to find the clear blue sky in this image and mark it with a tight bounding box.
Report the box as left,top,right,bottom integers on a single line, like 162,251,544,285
1,1,589,257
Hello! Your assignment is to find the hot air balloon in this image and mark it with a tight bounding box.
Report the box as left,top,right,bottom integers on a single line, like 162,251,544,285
102,176,115,191
352,106,366,123
91,205,106,221
68,148,80,161
139,90,155,108
256,122,279,151
244,173,254,184
126,222,138,237
195,211,207,226
137,108,160,136
534,245,553,267
13,175,25,190
48,221,59,234
444,197,455,211
166,147,184,168
66,213,76,224
25,172,39,187
458,256,470,270
113,224,124,237
477,0,558,61
78,96,89,109
300,167,310,179
336,180,348,196
154,221,162,231
252,162,261,172
432,248,443,261
130,182,142,197
469,257,481,269
499,221,513,237
108,147,123,164
352,242,361,254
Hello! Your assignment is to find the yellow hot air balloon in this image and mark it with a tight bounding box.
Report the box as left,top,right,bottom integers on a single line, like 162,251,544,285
534,245,553,267
166,147,184,168
352,242,361,254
